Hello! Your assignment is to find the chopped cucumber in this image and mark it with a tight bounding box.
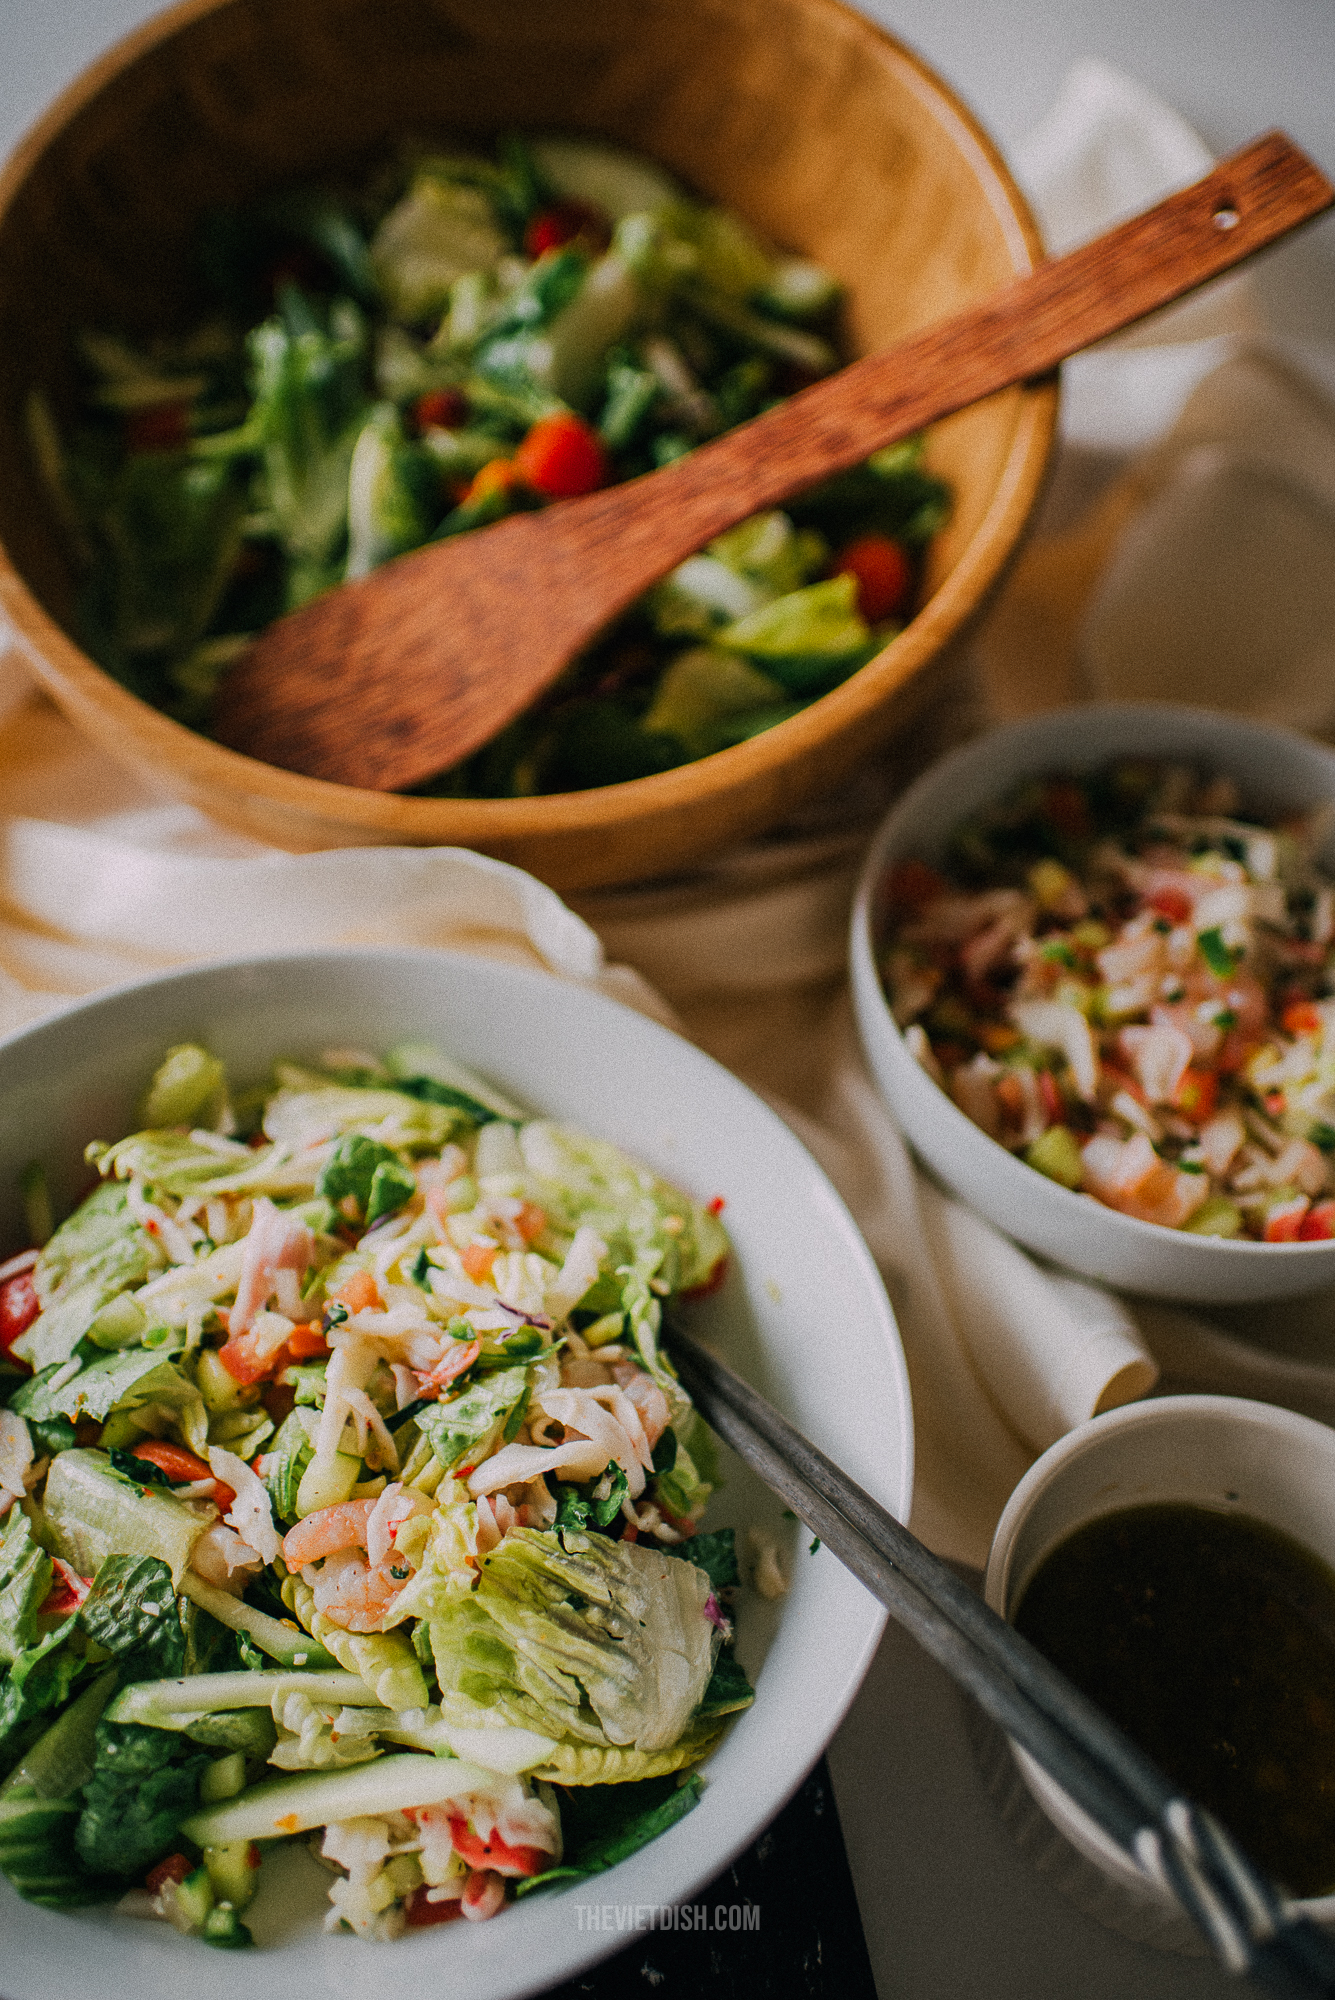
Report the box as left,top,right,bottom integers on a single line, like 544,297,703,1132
107,1669,373,1721
180,1751,493,1844
179,1574,340,1670
200,1752,247,1803
204,1839,261,1910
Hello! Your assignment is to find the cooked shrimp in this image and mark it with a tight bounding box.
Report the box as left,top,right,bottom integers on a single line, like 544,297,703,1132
282,1497,376,1570
610,1364,670,1448
309,1546,407,1632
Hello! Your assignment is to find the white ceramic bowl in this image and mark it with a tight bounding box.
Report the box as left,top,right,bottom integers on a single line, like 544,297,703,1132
850,702,1335,1304
0,947,913,2000
983,1394,1335,1950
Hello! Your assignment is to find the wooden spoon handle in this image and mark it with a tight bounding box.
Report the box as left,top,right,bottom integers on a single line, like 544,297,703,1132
581,131,1333,566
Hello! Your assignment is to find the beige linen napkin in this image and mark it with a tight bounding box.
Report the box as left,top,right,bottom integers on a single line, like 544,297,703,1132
2,63,1331,1571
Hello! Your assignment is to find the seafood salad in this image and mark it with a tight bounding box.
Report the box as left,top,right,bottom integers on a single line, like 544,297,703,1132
879,759,1335,1240
0,1039,749,1946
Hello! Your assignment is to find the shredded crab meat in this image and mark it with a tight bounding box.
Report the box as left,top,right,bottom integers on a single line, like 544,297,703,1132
230,1196,315,1336
880,760,1335,1239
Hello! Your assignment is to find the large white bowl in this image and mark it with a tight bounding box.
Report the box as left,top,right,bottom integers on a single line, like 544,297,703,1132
851,702,1335,1304
0,947,913,2000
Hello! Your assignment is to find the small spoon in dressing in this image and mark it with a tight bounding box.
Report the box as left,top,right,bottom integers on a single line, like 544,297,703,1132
214,133,1333,793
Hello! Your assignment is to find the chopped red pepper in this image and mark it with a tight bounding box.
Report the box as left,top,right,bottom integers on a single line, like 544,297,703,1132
461,1241,497,1283
403,1886,464,1927
331,1270,381,1314
514,412,608,499
1300,1200,1335,1242
1172,1066,1219,1123
522,199,610,259
706,1195,726,1216
1265,1200,1309,1244
145,1853,193,1896
285,1321,329,1359
131,1440,235,1511
412,387,469,432
1147,887,1193,925
1283,1000,1323,1038
514,1202,547,1245
447,1812,546,1877
461,458,522,506
833,532,912,621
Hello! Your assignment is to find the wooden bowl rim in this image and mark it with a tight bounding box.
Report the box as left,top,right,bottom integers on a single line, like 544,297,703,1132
0,0,1058,846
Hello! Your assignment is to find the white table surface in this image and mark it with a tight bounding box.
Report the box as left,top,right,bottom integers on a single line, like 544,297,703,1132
2,4,1334,1995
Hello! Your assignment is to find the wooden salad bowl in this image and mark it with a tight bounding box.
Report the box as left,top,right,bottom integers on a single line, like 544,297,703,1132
0,0,1057,891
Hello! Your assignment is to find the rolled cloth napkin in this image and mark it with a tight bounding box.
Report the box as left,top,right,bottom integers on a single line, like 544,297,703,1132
3,63,1334,1569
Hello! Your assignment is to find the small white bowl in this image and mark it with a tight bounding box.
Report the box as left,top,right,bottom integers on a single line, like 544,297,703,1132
982,1395,1335,1950
0,947,912,2000
850,701,1335,1303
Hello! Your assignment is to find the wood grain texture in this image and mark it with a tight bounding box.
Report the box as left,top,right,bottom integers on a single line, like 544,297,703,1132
217,132,1333,792
0,0,1060,890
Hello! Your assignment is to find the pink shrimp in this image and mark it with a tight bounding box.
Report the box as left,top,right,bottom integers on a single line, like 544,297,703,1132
281,1497,376,1571
308,1547,407,1632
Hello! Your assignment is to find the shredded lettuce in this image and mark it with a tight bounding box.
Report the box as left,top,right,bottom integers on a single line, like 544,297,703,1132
14,1183,156,1371
0,1507,52,1670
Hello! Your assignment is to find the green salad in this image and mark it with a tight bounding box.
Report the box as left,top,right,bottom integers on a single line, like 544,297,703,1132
28,132,949,796
0,1038,750,1945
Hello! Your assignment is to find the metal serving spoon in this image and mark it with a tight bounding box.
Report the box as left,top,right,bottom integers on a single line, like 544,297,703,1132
214,133,1333,792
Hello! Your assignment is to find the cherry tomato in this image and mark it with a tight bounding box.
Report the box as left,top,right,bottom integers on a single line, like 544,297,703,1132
412,387,469,432
131,1440,236,1511
833,532,912,621
523,199,610,259
514,413,608,499
0,1268,39,1361
448,1814,547,1877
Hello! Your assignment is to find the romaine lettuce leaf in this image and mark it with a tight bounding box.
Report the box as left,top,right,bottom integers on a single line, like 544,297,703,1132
0,1671,120,1907
75,1717,208,1879
15,1183,156,1371
428,1527,716,1755
0,1621,85,1780
0,1508,52,1670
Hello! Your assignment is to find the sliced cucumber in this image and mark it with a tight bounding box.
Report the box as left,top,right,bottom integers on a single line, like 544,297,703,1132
180,1751,492,1844
179,1573,340,1670
107,1667,372,1721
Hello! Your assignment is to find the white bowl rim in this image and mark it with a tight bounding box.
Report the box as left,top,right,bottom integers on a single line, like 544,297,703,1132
0,942,914,1999
850,700,1335,1267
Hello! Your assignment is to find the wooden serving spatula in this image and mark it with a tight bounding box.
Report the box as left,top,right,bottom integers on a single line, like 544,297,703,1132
214,133,1333,791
